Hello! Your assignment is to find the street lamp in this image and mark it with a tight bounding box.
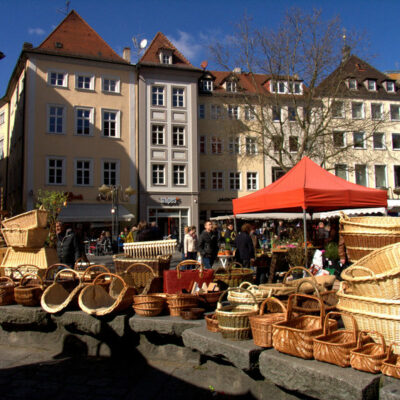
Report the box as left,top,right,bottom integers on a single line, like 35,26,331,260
98,184,136,241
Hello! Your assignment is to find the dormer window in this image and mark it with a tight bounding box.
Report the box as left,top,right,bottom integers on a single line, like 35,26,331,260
367,79,377,91
270,80,302,95
200,79,213,92
386,81,395,93
226,81,237,92
159,50,172,65
348,79,357,90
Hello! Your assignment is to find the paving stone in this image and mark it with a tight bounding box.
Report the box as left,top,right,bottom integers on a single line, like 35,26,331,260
259,349,380,400
129,314,202,336
182,325,262,371
0,305,49,326
380,376,400,400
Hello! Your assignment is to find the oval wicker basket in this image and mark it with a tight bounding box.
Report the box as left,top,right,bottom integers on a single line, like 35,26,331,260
166,294,198,316
205,313,219,332
14,273,43,307
132,294,165,317
382,344,400,379
228,282,268,305
119,263,157,294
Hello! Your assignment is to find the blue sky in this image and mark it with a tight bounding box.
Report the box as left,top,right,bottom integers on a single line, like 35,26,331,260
1,0,400,95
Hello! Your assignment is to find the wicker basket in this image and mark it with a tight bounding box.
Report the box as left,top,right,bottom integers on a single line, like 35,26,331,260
216,288,258,341
0,276,15,305
340,214,400,262
2,209,48,230
119,263,157,295
205,313,219,332
313,312,358,367
2,227,49,248
166,294,198,316
382,344,400,379
14,273,43,306
133,294,165,317
350,331,387,374
113,254,172,277
249,297,287,348
196,291,222,310
272,294,338,359
341,242,400,298
213,263,254,289
228,282,268,305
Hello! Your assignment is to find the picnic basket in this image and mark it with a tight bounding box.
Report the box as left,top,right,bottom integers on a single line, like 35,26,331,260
213,263,254,289
0,276,16,305
205,313,219,332
350,331,387,374
341,243,400,298
119,263,158,294
313,312,358,367
133,294,165,317
249,297,287,347
272,293,338,359
2,209,48,230
381,343,400,379
216,288,259,341
2,227,49,248
166,294,198,316
14,273,44,306
78,273,136,316
339,214,400,262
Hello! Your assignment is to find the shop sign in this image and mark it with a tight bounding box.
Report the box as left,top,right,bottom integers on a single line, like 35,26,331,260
160,197,181,205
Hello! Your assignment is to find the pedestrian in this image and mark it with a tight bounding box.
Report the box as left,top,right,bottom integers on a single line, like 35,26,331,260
150,221,163,240
56,221,81,268
179,226,189,260
235,223,255,269
198,221,219,269
137,221,153,242
184,226,198,260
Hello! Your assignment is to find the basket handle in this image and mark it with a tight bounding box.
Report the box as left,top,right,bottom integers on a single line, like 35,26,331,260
45,264,70,280
282,266,318,287
16,264,40,272
239,281,255,290
125,263,156,278
287,293,325,326
345,265,375,279
19,273,43,287
74,257,90,268
259,296,287,316
323,311,357,340
228,261,243,270
54,268,80,282
295,278,321,298
339,211,349,221
217,287,259,311
384,343,399,362
8,267,23,280
81,264,110,281
175,260,204,279
0,276,15,285
92,273,126,289
356,330,386,353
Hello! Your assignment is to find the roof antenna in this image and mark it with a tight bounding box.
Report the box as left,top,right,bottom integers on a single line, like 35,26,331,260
132,35,148,62
57,0,70,16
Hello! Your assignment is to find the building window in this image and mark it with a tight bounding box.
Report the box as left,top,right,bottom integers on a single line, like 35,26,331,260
278,81,286,93
288,107,296,122
229,137,240,154
211,105,222,119
226,81,237,92
47,105,65,134
246,137,257,155
272,106,281,122
102,160,119,185
394,166,400,187
244,107,255,121
0,112,4,125
75,107,93,136
152,86,165,106
211,137,223,154
290,81,302,94
272,136,282,152
199,136,206,154
152,125,165,145
200,80,213,92
102,110,120,138
367,80,377,91
172,88,185,107
392,133,400,150
172,126,185,146
373,133,385,149
75,159,92,186
355,164,367,186
102,77,119,93
212,172,224,190
228,105,239,120
348,79,357,90
76,74,94,90
390,104,400,121
152,164,165,185
46,157,65,185
386,81,395,93
272,167,285,182
199,104,205,119
160,52,172,64
229,172,241,190
0,138,3,160
352,102,364,119
371,103,383,120
246,172,258,190
335,164,348,180
48,71,67,87
353,132,365,149
289,136,298,152
200,171,207,190
375,165,387,188
333,131,346,148
173,165,186,185
332,101,345,118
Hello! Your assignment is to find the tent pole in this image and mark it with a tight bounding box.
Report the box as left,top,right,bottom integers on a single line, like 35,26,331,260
234,216,237,232
303,209,308,267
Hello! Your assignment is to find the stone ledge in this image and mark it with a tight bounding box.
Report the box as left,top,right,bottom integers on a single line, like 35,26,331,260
0,305,50,327
129,315,202,337
182,325,262,371
380,377,400,400
259,349,380,400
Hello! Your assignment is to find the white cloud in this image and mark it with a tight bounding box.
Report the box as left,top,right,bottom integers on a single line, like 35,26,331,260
28,28,45,36
168,31,203,61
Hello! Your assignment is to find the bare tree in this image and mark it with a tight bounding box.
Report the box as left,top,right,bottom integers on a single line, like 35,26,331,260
210,9,384,173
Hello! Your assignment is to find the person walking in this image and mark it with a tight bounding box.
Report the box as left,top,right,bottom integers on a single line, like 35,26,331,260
198,221,218,269
184,226,198,260
56,221,81,268
235,223,255,269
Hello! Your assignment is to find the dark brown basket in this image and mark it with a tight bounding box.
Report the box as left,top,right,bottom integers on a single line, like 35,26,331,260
113,255,171,277
0,276,15,305
14,273,43,306
205,313,219,332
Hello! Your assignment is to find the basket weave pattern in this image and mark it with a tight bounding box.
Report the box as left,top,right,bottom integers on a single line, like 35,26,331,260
2,228,49,248
2,210,48,230
166,294,198,316
0,277,15,305
382,344,400,379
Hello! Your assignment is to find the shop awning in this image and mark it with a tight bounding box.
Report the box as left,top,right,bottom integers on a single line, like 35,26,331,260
57,203,135,222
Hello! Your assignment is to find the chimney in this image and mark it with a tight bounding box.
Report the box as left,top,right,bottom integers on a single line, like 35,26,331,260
123,47,131,62
23,42,33,50
233,67,242,74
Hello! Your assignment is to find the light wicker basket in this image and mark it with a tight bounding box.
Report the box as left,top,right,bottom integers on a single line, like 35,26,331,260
228,282,268,305
213,263,254,289
341,243,400,299
166,294,198,316
2,209,48,230
2,227,49,248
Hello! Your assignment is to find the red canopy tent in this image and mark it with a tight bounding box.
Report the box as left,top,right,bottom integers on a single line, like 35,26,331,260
233,157,387,215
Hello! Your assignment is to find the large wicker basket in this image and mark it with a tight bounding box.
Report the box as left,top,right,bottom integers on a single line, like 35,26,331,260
14,273,44,306
340,214,400,262
213,263,254,289
113,255,171,278
2,209,48,230
119,263,158,294
341,243,400,298
2,227,49,248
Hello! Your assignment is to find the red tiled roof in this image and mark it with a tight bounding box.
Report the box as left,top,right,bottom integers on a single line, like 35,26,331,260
140,32,194,68
36,10,127,63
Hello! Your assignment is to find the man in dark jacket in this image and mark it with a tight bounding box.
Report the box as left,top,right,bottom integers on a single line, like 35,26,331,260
198,220,218,269
56,221,81,268
235,223,255,268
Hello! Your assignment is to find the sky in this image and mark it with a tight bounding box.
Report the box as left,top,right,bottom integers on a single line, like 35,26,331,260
1,0,400,95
